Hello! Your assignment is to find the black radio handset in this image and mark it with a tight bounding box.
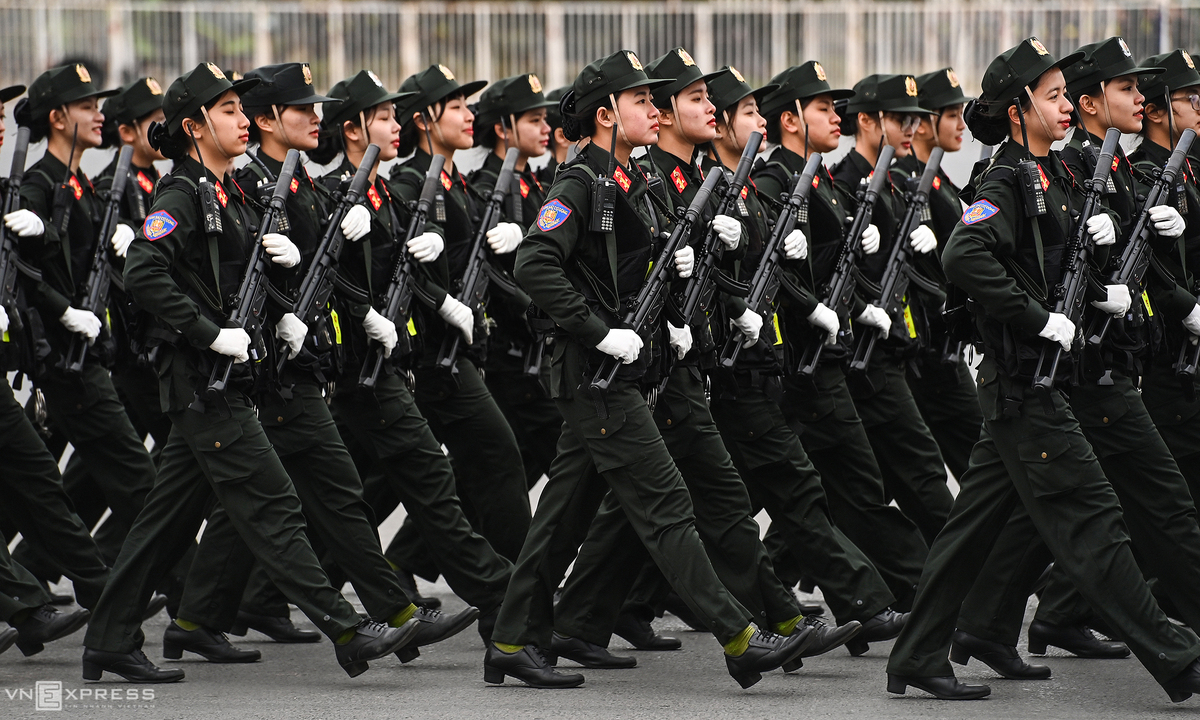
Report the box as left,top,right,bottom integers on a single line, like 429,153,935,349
188,125,223,235
589,114,618,234
1015,99,1048,218
422,111,447,223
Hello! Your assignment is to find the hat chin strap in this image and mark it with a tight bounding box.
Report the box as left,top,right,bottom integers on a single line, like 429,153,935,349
608,93,633,149
271,104,297,151
795,99,810,158
1022,85,1055,146
877,111,889,158
1098,80,1116,131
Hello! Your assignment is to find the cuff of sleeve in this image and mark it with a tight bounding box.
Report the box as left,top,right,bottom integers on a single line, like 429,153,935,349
1015,303,1050,336
1156,286,1196,324
184,317,223,350
578,314,611,348
43,293,71,321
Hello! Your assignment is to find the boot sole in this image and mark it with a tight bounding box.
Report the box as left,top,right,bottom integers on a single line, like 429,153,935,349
484,663,585,688
81,660,185,683
887,674,990,700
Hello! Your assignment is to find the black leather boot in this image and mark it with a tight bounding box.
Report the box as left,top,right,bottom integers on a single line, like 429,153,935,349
548,632,636,668
1027,620,1129,658
725,627,814,689
950,630,1050,679
335,619,418,677
14,605,90,656
394,605,480,662
846,608,907,656
484,643,585,688
162,623,262,663
613,612,681,651
229,611,321,643
887,673,991,699
82,648,186,683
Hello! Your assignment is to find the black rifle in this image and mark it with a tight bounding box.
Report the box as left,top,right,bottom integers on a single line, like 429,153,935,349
63,145,133,374
1084,128,1196,349
588,168,722,418
200,149,300,404
718,153,823,368
848,146,944,374
795,144,895,376
1,127,41,335
358,154,446,391
434,146,519,372
1031,128,1121,396
276,143,379,376
676,132,761,327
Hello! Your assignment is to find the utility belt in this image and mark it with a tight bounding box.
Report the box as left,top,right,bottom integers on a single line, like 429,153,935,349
709,364,783,405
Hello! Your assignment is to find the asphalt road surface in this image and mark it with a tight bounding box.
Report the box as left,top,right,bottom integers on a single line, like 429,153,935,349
1,581,1191,720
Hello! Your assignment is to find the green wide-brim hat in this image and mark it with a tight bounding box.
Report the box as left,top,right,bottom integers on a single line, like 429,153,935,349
844,73,928,115
917,68,974,111
162,62,258,133
706,65,777,118
1138,50,1200,104
1064,37,1163,97
0,85,26,104
759,61,854,117
645,47,724,107
474,73,556,126
395,64,486,126
324,70,414,128
978,37,1084,117
27,63,118,119
572,49,672,111
103,76,166,125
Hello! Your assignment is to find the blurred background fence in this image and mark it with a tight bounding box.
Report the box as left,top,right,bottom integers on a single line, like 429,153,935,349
2,0,1199,95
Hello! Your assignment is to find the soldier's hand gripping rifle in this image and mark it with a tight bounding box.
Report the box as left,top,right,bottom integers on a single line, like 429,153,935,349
1,127,41,336
64,145,133,374
718,153,823,368
357,154,445,391
1084,128,1196,350
848,146,944,375
1031,128,1121,396
795,144,895,377
434,147,520,373
275,144,379,376
588,168,722,418
202,149,300,403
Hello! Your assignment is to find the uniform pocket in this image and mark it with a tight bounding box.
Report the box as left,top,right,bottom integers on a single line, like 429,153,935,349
1017,431,1089,498
574,404,629,473
1072,390,1130,429
191,416,250,484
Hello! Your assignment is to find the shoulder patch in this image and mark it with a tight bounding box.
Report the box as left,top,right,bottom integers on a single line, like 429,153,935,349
962,199,999,225
536,199,572,232
143,210,178,240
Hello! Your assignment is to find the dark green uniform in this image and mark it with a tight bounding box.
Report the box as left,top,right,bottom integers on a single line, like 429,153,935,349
886,39,1200,697
753,112,928,605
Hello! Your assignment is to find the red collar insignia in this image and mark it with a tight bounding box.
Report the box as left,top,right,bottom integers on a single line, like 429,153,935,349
613,166,631,193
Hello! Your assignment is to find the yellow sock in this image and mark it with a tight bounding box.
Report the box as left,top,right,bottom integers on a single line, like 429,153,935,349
389,604,417,627
174,618,201,632
336,629,357,645
493,642,524,654
723,625,756,657
775,614,803,637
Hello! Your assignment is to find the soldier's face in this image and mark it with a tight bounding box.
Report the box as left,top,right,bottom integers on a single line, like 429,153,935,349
1170,85,1200,133
1020,69,1073,144
615,87,660,146
57,97,104,148
280,104,321,152
437,96,475,151
724,96,767,153
672,79,717,144
1097,74,1146,134
123,108,167,162
361,102,401,161
930,103,965,152
800,94,840,153
206,91,251,157
510,108,550,159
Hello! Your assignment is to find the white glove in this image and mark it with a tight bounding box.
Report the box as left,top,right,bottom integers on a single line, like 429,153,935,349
1149,205,1186,238
711,214,742,250
3,209,44,237
1090,284,1132,317
0,305,8,334
730,308,763,348
274,312,308,359
407,231,444,263
1086,214,1116,246
438,296,474,346
209,327,251,363
807,303,840,344
674,245,695,278
856,304,891,338
909,224,937,254
340,204,371,242
362,307,398,358
110,224,135,258
667,322,693,359
486,222,524,254
860,223,881,255
782,229,808,260
59,307,101,343
1184,304,1200,337
595,328,643,364
1039,312,1076,351
262,233,301,268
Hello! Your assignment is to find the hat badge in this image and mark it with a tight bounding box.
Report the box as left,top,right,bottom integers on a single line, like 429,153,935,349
302,64,313,85
1118,38,1132,58
367,70,384,88
75,64,92,84
146,77,163,95
905,76,918,97
528,74,543,94
626,52,644,71
947,69,960,88
1030,39,1050,56
206,62,225,80
730,66,745,83
677,49,696,67
438,64,455,80
814,62,827,82
1186,51,1196,70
